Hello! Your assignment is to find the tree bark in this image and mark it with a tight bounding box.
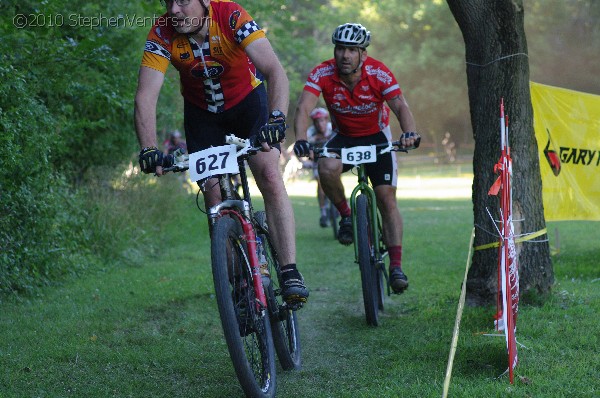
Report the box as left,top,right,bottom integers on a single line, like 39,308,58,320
446,0,554,305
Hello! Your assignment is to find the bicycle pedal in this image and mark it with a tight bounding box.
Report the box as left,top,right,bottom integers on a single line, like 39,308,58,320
284,295,307,305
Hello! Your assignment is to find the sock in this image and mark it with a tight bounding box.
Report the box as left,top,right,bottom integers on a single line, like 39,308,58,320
280,264,302,282
389,245,403,270
335,199,351,218
281,263,297,272
320,207,327,217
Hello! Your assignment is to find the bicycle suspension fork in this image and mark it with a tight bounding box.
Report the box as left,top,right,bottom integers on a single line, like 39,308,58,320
208,174,268,314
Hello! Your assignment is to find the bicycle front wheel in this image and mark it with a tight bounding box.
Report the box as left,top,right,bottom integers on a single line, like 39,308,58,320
211,216,276,398
356,194,380,326
254,211,302,371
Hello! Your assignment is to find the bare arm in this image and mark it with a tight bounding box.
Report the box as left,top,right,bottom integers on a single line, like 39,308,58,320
245,38,289,116
386,94,417,135
293,90,320,142
134,66,165,149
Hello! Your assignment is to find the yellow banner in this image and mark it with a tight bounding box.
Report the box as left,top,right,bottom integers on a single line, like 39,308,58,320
531,82,600,221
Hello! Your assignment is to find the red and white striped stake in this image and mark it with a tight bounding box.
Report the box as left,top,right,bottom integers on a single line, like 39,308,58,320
488,98,519,383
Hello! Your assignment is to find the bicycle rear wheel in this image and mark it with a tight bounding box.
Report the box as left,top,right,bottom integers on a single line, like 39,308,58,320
211,216,276,398
356,194,380,326
254,211,302,371
376,217,386,312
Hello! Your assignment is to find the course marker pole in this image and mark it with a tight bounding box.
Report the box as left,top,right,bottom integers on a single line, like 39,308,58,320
442,228,475,398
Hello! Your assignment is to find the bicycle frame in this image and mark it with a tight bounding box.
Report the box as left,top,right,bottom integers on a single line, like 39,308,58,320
163,136,303,394
166,143,269,312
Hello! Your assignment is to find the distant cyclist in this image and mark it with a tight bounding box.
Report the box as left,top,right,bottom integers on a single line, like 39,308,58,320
293,23,420,294
305,107,333,227
163,130,187,155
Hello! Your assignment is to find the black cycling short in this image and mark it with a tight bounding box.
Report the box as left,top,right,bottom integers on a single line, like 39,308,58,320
323,130,398,187
183,84,278,153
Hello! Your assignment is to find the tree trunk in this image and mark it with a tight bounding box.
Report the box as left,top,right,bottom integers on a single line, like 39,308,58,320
446,0,554,305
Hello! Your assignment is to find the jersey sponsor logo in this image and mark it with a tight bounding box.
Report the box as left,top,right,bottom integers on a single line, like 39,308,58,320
331,101,377,115
365,65,392,85
229,10,241,30
190,59,225,79
309,65,335,82
358,94,374,100
145,40,171,60
333,93,346,101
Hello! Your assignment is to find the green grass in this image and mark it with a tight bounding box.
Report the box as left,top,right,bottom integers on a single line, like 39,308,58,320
1,176,598,397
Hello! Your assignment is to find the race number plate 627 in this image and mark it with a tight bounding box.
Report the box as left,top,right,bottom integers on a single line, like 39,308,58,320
341,145,377,165
188,144,239,182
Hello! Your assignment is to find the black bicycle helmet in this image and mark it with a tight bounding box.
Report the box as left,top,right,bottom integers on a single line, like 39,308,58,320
331,23,371,48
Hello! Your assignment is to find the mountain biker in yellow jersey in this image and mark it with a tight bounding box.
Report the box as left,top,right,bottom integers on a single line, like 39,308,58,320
293,23,420,294
134,0,308,304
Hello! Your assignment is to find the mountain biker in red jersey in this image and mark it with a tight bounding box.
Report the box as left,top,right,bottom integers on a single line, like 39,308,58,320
163,130,187,155
134,0,308,304
293,23,420,294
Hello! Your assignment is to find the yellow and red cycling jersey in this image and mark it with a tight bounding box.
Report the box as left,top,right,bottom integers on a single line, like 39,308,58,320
141,0,266,113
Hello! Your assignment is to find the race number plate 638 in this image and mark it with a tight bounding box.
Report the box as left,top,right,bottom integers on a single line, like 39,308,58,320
188,144,239,182
341,145,377,165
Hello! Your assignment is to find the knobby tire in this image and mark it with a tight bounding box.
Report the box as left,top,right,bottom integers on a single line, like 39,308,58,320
211,216,276,398
356,194,380,326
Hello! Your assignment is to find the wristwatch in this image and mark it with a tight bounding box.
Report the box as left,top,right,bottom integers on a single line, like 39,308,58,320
269,110,286,121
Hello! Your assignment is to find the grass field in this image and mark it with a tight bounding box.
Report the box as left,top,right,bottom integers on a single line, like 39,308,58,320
1,172,598,398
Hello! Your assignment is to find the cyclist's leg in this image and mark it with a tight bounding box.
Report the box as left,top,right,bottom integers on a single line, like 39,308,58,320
373,186,408,293
374,185,403,247
250,151,309,303
227,86,307,303
368,132,408,293
317,157,345,206
314,167,329,227
249,150,295,265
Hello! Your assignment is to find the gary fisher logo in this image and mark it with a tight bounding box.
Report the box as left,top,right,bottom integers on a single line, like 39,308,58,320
544,128,600,177
543,129,561,176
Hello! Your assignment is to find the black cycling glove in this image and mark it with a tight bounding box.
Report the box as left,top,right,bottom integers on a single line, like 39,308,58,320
139,146,164,174
293,140,311,158
258,110,287,145
400,131,421,148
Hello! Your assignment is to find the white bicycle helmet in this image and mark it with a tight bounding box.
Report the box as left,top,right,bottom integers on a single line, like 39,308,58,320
331,23,371,48
310,108,329,120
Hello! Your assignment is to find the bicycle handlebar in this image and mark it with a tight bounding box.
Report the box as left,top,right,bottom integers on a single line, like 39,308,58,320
161,134,263,173
311,139,420,159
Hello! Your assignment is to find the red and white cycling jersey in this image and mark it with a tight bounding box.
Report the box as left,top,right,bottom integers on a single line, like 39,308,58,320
141,0,265,113
303,57,401,137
